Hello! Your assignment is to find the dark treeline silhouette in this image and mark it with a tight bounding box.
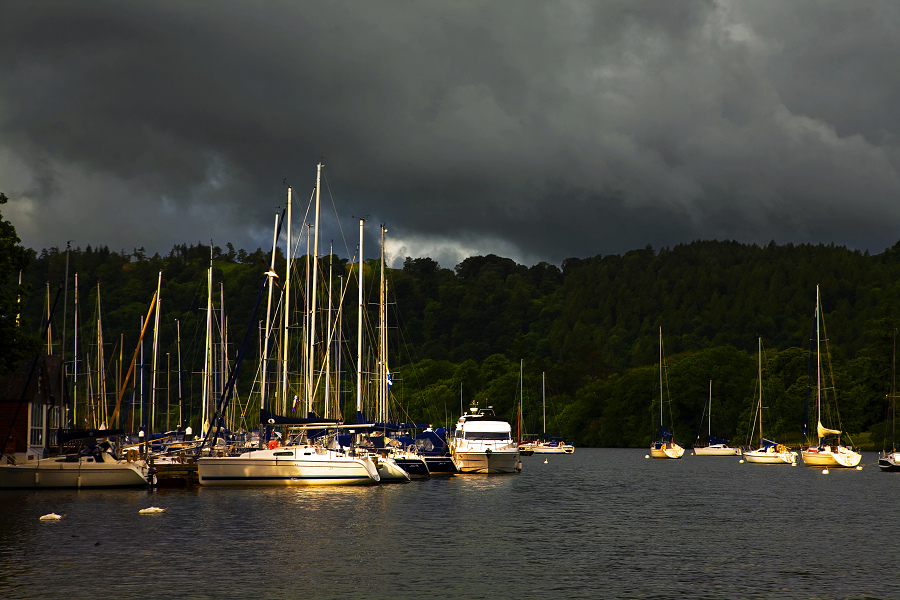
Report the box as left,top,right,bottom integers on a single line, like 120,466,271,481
11,238,900,449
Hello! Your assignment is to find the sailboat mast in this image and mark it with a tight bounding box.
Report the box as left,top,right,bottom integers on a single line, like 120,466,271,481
308,163,322,415
379,225,388,423
356,219,364,418
542,370,546,437
176,319,182,427
708,380,712,440
282,186,292,415
893,328,897,451
816,284,822,439
97,282,106,428
202,261,212,431
758,337,763,447
262,212,280,416
659,327,663,428
150,270,162,433
325,241,333,418
73,272,78,427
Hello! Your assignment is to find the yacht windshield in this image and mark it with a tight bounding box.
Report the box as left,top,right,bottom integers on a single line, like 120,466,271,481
465,432,510,440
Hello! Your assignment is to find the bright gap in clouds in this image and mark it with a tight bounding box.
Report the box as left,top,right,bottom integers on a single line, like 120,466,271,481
384,234,549,270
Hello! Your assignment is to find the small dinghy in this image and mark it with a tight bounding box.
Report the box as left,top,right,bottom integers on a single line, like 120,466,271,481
39,513,63,520
139,506,166,514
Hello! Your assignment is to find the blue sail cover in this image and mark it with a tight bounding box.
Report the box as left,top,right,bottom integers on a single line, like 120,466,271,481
707,435,729,446
659,427,673,440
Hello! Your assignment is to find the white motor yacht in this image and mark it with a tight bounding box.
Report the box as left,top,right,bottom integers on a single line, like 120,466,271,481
449,407,521,474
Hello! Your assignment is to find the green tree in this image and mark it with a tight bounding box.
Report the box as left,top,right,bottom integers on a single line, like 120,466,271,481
0,193,38,376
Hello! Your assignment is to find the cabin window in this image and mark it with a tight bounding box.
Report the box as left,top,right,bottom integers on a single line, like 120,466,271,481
29,403,44,446
464,432,510,440
273,451,293,456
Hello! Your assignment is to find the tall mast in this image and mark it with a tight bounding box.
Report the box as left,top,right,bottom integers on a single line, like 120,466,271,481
356,219,365,419
337,274,343,419
176,319,182,428
262,212,280,417
325,241,333,418
73,272,78,427
542,370,546,437
202,253,212,432
307,163,322,415
379,225,388,423
150,270,162,432
97,282,106,429
708,380,712,440
816,284,822,440
659,327,664,430
758,337,763,446
282,186,292,415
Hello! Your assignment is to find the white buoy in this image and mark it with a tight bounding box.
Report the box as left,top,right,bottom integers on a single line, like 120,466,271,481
822,468,829,474
856,465,863,470
40,513,63,521
645,454,650,459
139,507,166,514
739,459,744,463
543,458,548,464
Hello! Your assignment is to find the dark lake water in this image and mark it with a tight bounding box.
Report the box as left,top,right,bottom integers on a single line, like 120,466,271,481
1,449,898,599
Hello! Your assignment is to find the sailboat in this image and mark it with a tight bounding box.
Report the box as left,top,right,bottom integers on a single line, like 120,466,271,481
650,328,684,459
743,338,797,465
878,328,900,471
693,381,741,456
800,286,861,468
529,372,574,454
197,166,381,486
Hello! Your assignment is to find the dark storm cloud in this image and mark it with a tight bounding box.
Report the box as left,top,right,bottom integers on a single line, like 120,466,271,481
1,1,899,267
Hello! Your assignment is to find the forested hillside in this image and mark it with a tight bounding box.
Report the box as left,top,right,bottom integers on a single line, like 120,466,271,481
11,238,900,449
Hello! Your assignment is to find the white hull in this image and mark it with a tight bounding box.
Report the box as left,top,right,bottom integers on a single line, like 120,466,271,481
650,443,684,459
451,448,520,473
197,446,379,486
801,446,861,468
693,445,741,456
531,447,566,454
878,451,900,471
375,457,410,482
744,447,797,464
0,453,149,488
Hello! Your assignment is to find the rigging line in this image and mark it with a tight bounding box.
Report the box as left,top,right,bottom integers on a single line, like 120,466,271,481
321,170,355,261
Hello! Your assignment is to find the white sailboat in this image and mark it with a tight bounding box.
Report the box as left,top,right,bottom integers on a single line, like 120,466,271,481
800,286,861,468
743,338,797,465
197,165,380,486
879,328,900,471
693,380,741,456
528,372,574,454
650,328,684,459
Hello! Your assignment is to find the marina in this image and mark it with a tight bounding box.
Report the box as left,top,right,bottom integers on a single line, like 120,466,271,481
2,448,898,599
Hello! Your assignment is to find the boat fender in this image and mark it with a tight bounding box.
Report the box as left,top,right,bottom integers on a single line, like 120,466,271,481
485,448,492,455
269,440,279,450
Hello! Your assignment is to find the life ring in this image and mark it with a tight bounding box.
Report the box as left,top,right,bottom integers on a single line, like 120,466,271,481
407,444,418,454
268,440,279,450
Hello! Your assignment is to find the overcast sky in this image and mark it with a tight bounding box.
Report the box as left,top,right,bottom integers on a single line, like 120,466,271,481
2,1,899,268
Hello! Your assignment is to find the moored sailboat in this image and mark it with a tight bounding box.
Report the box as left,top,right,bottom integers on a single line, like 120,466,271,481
879,328,900,471
800,286,861,468
743,338,796,465
650,328,684,459
693,380,741,456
